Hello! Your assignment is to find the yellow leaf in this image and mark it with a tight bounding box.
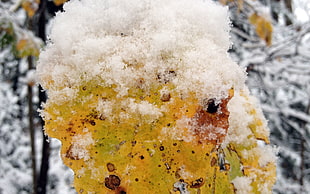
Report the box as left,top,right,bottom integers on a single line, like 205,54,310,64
41,77,276,193
22,0,40,18
16,39,28,51
249,13,273,46
219,0,235,5
53,0,68,6
15,38,40,57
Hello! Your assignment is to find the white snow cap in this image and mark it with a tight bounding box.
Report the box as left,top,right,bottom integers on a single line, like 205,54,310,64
37,0,246,101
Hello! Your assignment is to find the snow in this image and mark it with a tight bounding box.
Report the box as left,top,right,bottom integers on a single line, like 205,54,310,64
173,180,190,194
126,99,163,120
68,132,95,161
37,0,246,104
241,146,278,167
231,176,253,194
293,0,310,23
226,90,255,145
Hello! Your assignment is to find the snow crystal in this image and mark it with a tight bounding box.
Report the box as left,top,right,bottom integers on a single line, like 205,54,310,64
226,90,254,145
126,99,163,119
232,176,253,194
241,146,278,167
173,180,190,194
95,99,114,120
69,133,95,161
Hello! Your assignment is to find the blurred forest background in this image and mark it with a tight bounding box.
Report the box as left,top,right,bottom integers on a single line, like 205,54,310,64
0,0,309,193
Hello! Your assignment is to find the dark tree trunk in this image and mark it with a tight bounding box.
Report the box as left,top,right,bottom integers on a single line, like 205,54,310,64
37,86,49,194
27,56,37,194
25,11,37,194
36,1,49,194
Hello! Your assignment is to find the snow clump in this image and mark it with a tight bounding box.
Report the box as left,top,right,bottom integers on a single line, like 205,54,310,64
37,0,245,103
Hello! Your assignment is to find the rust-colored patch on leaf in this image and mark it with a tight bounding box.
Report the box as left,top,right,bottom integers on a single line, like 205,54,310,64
190,92,233,145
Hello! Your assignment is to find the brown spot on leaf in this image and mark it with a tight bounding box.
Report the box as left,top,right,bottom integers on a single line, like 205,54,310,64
99,115,106,120
136,78,145,89
90,120,96,126
190,178,204,188
107,163,116,172
224,163,231,171
161,93,171,102
105,175,121,190
175,169,181,179
211,157,217,167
